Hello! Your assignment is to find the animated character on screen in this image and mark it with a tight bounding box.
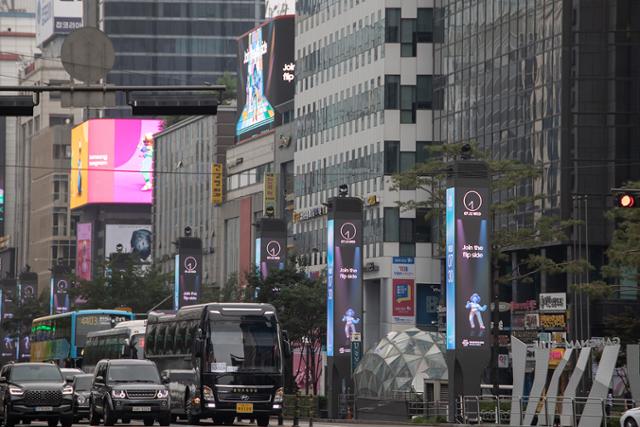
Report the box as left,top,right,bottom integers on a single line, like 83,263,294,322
138,133,154,191
465,293,487,329
236,27,275,135
130,229,152,261
342,308,360,341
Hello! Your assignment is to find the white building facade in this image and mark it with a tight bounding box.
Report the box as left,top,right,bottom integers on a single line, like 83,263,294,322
293,0,440,351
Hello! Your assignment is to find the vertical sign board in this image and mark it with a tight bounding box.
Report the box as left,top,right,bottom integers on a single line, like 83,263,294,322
255,218,286,279
446,186,491,350
1,279,16,321
326,196,363,418
50,273,70,315
327,198,364,357
211,164,223,205
174,237,203,310
18,272,38,303
392,257,416,324
263,173,277,214
76,222,92,281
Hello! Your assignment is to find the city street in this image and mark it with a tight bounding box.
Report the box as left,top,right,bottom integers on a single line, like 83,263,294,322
16,422,412,427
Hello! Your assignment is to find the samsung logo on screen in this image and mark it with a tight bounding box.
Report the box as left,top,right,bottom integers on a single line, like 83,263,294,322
339,223,357,244
244,42,268,64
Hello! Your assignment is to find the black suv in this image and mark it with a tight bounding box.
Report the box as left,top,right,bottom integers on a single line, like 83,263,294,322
0,362,74,427
89,359,170,426
72,374,93,421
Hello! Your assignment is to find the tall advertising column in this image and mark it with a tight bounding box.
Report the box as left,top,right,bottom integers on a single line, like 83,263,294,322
174,236,203,310
255,217,287,279
445,161,492,421
50,264,71,315
326,196,363,419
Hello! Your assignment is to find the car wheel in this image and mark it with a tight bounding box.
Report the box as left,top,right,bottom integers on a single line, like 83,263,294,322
185,397,200,425
3,404,16,427
158,413,171,427
143,417,154,426
60,416,73,427
222,415,234,426
257,415,270,426
90,403,101,426
46,418,58,427
103,401,116,426
170,415,177,423
624,418,638,427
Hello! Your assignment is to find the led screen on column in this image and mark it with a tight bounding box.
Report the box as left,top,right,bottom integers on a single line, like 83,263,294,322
446,186,491,350
174,238,202,310
255,218,287,279
327,200,363,358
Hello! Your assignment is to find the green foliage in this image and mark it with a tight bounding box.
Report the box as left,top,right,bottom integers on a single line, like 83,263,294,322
69,257,172,314
391,142,588,284
3,292,50,337
216,72,237,104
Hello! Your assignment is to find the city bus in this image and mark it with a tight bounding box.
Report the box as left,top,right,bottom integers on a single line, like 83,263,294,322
145,303,289,427
30,310,135,367
81,319,146,373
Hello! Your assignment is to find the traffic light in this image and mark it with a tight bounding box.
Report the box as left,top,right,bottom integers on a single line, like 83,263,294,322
616,193,637,208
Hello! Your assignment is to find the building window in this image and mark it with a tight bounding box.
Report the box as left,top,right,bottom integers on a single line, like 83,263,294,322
384,75,400,109
416,141,432,164
417,75,433,109
400,86,416,124
385,8,401,43
384,207,399,242
417,8,433,43
400,152,416,189
399,218,414,243
401,19,416,57
416,208,432,242
384,141,400,175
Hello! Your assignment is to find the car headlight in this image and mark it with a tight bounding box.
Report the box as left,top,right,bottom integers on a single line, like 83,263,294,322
62,385,74,395
77,395,86,405
274,387,284,403
9,386,24,396
111,390,126,399
203,385,214,400
156,389,169,399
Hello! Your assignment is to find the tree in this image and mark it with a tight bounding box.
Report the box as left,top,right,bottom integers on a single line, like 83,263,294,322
244,262,326,395
216,72,237,104
69,256,172,314
392,142,589,388
4,291,50,340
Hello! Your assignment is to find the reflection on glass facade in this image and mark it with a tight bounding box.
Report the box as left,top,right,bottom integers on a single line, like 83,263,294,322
434,0,564,226
100,0,263,95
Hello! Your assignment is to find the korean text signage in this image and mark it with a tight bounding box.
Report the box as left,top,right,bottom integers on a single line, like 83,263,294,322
211,164,223,205
446,187,491,350
539,292,567,312
36,0,83,47
174,238,202,310
263,173,277,213
327,197,363,358
255,218,287,279
392,257,415,324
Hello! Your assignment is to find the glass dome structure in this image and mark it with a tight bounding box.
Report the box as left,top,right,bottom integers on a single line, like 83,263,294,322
353,329,447,398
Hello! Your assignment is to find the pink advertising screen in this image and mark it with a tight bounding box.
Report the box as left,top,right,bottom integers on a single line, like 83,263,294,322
71,119,164,208
76,222,92,281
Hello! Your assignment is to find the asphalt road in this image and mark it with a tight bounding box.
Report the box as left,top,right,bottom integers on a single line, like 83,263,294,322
19,420,411,427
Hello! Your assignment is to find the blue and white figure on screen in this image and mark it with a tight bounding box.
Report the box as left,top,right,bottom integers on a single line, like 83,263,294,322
342,308,360,341
465,293,487,330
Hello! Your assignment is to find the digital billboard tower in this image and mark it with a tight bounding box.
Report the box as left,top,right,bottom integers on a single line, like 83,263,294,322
445,160,492,420
255,217,287,279
174,230,203,310
326,193,363,418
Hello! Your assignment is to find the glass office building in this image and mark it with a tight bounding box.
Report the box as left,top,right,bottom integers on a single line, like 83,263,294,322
99,0,263,115
433,0,640,337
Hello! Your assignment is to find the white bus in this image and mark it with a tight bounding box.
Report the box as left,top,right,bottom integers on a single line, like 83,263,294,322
81,319,146,373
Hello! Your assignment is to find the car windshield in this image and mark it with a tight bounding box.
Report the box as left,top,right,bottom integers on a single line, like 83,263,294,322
208,318,281,374
74,376,93,391
108,365,160,383
11,365,63,382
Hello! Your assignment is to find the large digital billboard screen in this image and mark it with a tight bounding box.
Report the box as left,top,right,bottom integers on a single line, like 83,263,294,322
446,186,491,350
70,119,164,209
236,16,295,140
105,224,152,263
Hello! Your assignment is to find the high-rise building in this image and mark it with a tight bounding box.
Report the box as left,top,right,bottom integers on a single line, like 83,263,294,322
433,0,640,338
293,0,439,351
153,109,236,287
97,0,265,116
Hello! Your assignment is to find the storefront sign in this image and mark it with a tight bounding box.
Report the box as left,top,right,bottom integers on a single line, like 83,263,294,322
511,300,537,311
539,313,566,330
539,292,567,312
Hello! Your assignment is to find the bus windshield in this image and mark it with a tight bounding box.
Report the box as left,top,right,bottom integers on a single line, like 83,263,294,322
209,319,281,374
130,333,145,359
